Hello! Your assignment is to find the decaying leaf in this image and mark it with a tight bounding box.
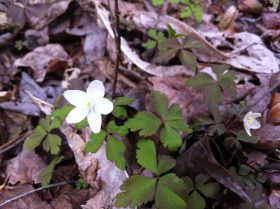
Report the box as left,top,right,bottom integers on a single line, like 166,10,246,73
14,44,70,82
6,150,46,184
60,125,98,190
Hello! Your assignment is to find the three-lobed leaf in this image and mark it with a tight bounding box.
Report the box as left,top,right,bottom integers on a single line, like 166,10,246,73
42,134,61,155
157,155,176,175
152,91,169,119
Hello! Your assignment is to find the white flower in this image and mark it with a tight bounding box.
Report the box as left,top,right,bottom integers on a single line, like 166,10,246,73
243,111,261,136
63,80,113,133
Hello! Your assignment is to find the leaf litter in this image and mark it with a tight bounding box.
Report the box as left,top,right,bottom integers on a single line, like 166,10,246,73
1,0,280,208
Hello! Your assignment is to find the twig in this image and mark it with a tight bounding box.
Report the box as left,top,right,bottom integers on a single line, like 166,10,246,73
112,0,121,98
0,181,71,208
0,131,32,155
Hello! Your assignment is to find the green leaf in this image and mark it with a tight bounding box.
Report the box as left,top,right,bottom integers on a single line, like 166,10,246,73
155,173,188,209
152,91,169,119
106,136,126,170
155,47,179,64
112,106,128,118
115,175,157,208
142,40,157,49
166,120,192,133
107,121,128,136
48,117,62,131
192,4,203,23
166,104,182,120
204,84,223,105
115,96,134,106
183,176,194,193
40,156,63,186
198,182,219,198
187,73,214,90
136,140,158,174
39,116,51,131
125,111,161,136
181,7,192,18
157,155,176,175
188,190,206,209
85,130,107,153
75,118,89,130
160,124,182,151
42,134,61,154
237,131,258,144
52,105,73,121
197,116,215,125
179,50,197,71
23,126,46,150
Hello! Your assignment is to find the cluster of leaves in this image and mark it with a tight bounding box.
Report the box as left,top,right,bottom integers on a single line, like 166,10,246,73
187,64,237,135
23,105,73,185
115,139,187,208
143,26,203,72
126,91,192,151
151,0,203,23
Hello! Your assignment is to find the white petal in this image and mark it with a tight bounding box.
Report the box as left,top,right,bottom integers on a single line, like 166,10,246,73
251,112,261,118
66,107,89,123
245,127,252,136
87,110,102,133
94,98,113,115
250,120,261,129
86,80,105,101
63,90,88,107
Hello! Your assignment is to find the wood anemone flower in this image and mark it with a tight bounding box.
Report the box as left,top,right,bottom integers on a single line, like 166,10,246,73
63,80,113,133
243,111,261,136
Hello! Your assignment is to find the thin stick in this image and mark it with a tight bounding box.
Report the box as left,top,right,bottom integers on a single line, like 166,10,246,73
112,0,121,98
0,181,70,208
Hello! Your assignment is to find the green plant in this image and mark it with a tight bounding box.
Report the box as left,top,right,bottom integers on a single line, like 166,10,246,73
151,0,203,23
14,40,28,51
184,174,219,209
115,139,188,208
75,177,89,189
142,29,166,49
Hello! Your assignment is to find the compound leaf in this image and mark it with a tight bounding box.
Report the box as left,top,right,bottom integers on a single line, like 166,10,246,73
115,96,134,106
187,73,214,90
115,175,157,208
126,111,161,136
136,140,158,174
166,120,192,133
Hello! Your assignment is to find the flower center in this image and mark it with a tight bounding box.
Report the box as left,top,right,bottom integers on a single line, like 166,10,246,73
246,116,254,124
86,100,95,110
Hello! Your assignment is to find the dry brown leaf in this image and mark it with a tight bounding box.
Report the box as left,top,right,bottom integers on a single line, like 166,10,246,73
6,150,46,185
268,92,280,124
0,184,51,209
254,124,280,150
60,125,98,190
83,144,131,209
14,44,70,82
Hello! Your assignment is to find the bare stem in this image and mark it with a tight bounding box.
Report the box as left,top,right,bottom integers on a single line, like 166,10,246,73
0,181,71,207
112,0,121,98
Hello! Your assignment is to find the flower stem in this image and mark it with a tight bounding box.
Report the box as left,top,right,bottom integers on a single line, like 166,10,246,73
112,0,121,98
